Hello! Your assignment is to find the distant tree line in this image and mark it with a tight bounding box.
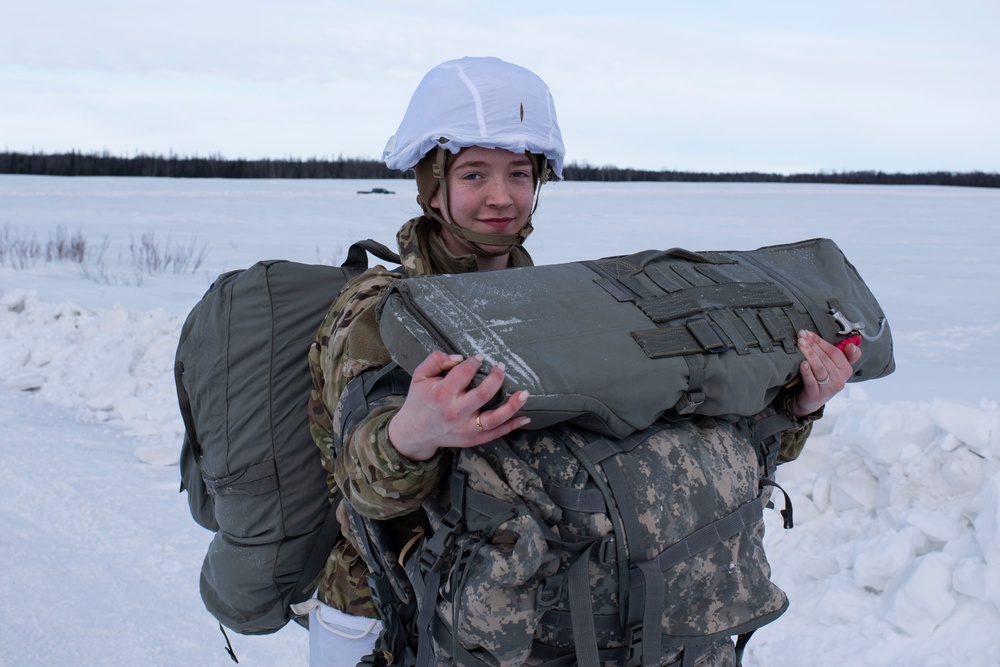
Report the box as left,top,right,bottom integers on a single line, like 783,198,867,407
1,150,997,188
563,163,1000,188
0,151,405,180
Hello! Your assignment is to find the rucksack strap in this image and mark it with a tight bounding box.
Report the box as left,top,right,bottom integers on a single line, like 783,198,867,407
338,363,412,446
759,479,794,530
344,239,401,271
752,412,795,478
174,358,201,458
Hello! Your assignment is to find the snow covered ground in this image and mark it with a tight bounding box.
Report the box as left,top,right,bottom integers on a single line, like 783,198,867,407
1,174,998,666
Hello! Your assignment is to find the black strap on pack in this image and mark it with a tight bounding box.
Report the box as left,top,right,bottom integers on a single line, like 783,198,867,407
339,363,412,444
345,238,401,270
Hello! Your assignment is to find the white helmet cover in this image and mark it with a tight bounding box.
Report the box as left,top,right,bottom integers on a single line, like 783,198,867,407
383,57,565,179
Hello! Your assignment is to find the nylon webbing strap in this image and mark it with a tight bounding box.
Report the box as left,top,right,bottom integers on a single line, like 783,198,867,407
344,238,400,270
174,360,201,457
583,430,654,551
760,479,795,529
755,413,795,446
594,277,637,302
415,567,442,667
655,498,763,572
626,560,665,667
755,412,795,478
759,310,798,353
568,543,602,667
636,282,790,324
463,486,520,527
676,355,706,415
736,308,775,353
544,481,607,513
338,363,410,448
710,311,750,355
528,642,631,667
580,433,664,666
539,608,622,633
686,318,728,353
589,251,816,362
632,326,707,358
782,306,812,337
644,265,687,293
671,264,715,287
603,459,648,559
682,644,703,667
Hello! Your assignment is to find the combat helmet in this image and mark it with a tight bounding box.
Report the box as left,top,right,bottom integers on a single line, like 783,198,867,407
383,56,565,254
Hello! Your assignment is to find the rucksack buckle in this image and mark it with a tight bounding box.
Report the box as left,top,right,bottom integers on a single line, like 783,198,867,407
418,529,455,573
419,471,466,573
366,571,393,613
536,575,563,609
624,623,644,667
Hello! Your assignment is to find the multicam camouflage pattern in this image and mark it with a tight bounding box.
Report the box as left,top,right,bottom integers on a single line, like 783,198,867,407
427,417,788,666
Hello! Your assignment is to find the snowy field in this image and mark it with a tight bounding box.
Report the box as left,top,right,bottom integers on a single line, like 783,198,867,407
1,174,999,666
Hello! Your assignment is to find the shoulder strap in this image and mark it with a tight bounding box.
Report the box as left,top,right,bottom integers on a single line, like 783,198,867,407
339,363,412,442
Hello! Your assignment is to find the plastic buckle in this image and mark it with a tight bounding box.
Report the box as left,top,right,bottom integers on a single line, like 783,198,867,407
418,518,457,573
536,576,563,609
367,571,392,612
419,471,466,573
599,535,617,564
624,623,644,667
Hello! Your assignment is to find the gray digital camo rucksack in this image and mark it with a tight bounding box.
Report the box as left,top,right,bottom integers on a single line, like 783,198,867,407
377,237,894,438
175,240,399,637
338,368,798,667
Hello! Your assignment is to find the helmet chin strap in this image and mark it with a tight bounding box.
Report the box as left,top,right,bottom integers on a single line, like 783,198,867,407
424,148,544,257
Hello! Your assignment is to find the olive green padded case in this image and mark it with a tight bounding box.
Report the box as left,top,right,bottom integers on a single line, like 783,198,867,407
376,238,894,438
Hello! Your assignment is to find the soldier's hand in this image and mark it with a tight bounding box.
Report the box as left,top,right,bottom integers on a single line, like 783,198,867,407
387,351,531,461
791,330,862,417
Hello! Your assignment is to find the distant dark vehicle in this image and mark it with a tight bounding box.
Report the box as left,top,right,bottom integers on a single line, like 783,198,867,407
357,187,395,195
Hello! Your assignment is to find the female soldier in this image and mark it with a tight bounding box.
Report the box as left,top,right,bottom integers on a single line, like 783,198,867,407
307,56,860,666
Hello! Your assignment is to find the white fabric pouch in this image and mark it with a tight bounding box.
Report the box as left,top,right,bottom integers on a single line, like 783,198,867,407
291,599,383,667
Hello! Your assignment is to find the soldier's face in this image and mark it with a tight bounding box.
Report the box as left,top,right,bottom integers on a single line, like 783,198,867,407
431,146,535,258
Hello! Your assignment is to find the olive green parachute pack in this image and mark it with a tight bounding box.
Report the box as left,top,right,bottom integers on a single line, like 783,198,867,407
174,240,399,637
377,237,894,438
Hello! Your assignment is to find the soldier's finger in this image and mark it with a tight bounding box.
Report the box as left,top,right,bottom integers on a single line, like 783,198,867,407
481,389,530,428
465,403,531,446
436,354,487,392
461,361,509,409
413,350,465,382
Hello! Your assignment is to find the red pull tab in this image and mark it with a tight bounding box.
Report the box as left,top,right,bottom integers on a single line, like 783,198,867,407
836,334,862,351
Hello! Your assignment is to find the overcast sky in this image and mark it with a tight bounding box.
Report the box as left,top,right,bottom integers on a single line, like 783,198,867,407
3,0,998,173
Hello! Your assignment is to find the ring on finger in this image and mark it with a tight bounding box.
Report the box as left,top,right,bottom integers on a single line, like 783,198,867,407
475,414,484,432
816,375,830,386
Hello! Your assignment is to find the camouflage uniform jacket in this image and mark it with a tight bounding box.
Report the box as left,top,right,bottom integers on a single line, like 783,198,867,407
307,215,821,622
